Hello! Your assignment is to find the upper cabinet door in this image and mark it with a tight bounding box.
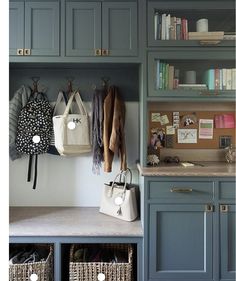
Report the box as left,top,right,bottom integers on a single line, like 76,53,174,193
66,2,101,57
9,2,24,56
25,2,60,56
102,2,137,57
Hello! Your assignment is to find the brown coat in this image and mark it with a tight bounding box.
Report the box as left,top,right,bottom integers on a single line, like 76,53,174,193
103,86,127,172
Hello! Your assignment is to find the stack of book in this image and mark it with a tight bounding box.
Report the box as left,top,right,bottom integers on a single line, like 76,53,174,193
204,68,236,90
154,12,188,40
188,31,224,40
156,60,179,89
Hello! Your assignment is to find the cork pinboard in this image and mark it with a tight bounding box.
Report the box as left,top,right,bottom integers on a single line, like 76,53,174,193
149,111,235,149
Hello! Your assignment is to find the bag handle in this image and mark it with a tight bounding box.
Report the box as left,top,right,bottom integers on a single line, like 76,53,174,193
53,91,68,115
110,170,128,197
119,168,132,185
63,91,87,117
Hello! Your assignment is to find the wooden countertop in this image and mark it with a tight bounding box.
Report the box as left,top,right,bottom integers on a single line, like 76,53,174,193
137,162,236,177
9,207,143,237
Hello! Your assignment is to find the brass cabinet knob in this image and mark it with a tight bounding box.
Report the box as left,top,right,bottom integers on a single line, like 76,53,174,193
94,49,102,56
102,49,109,56
220,205,228,213
24,49,31,56
205,204,214,212
17,49,24,56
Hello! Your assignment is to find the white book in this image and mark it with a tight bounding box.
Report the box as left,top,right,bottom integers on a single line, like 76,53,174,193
222,68,227,90
161,14,166,40
226,69,232,90
154,12,158,40
166,14,171,40
231,68,236,90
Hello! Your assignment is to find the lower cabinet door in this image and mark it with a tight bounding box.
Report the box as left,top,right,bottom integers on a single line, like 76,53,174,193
149,204,213,280
220,204,236,281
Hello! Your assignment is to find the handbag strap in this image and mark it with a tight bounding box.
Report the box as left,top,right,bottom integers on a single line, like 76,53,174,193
63,91,87,117
53,91,68,115
119,168,132,185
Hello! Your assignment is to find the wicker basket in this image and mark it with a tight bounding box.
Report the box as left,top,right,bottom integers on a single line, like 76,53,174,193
9,245,53,281
69,244,133,281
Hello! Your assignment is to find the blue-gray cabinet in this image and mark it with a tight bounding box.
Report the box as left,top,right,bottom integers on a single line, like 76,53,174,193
220,204,235,281
143,177,236,281
9,1,60,56
66,1,137,57
9,2,24,56
149,204,213,280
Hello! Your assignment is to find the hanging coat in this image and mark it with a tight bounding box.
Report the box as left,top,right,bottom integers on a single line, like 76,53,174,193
9,85,32,160
103,86,127,172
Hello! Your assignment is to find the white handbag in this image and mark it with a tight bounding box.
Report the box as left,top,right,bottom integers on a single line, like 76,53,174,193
99,169,138,222
53,91,91,156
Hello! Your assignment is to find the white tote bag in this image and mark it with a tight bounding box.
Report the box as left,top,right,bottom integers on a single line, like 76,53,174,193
53,91,91,156
99,169,138,222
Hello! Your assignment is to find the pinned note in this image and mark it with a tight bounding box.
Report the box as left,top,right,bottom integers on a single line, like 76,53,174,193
151,113,161,122
160,115,169,125
166,126,175,135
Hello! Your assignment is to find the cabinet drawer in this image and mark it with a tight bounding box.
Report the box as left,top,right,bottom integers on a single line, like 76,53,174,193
148,181,214,201
219,182,236,200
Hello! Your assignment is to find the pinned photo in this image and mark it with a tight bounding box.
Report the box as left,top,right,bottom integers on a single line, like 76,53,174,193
150,128,166,148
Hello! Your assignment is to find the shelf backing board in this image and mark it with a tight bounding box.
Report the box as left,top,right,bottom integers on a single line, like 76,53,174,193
9,65,139,102
148,102,235,150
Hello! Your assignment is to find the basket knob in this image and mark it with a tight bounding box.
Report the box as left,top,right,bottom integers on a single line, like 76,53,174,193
97,272,105,281
30,273,38,281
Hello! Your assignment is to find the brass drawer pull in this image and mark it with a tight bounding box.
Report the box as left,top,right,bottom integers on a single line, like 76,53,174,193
220,205,228,213
170,188,193,193
17,48,24,56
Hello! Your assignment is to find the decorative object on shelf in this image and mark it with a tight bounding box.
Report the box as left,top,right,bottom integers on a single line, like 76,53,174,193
147,154,160,166
99,169,138,222
196,18,208,32
184,70,197,84
53,91,91,156
225,144,235,163
163,156,180,164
